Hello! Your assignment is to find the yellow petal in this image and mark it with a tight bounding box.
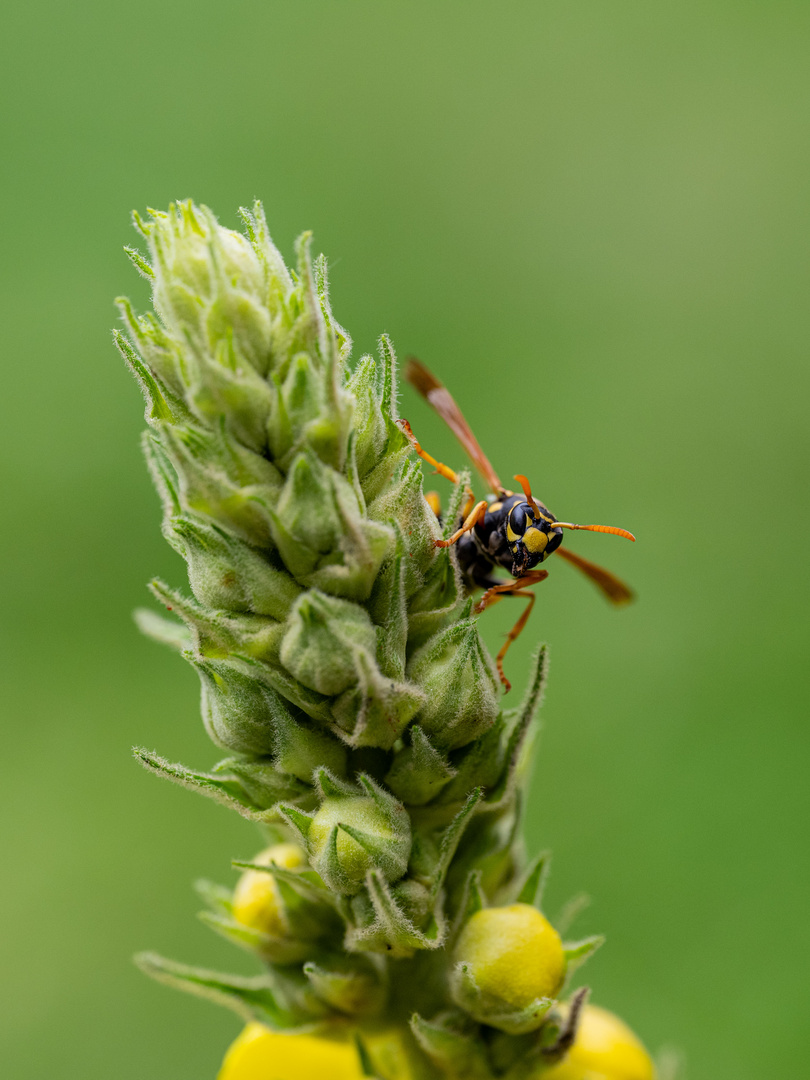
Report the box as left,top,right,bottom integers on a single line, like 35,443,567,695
542,1005,655,1080
217,1023,365,1080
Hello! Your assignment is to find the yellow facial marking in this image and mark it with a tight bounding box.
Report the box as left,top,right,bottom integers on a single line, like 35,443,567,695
506,524,519,544
523,527,548,555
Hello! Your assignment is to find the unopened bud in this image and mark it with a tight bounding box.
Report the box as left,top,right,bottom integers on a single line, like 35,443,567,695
268,449,392,597
170,516,301,620
302,954,385,1017
191,656,278,755
227,842,341,964
159,422,280,548
298,774,411,896
407,614,500,751
279,590,377,696
451,904,565,1033
146,202,272,376
232,843,306,937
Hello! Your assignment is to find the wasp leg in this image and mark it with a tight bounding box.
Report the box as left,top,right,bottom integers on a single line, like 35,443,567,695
474,570,549,692
436,499,489,549
399,417,481,546
398,418,470,489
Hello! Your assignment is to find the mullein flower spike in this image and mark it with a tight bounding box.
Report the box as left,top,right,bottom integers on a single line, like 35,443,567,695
118,202,654,1079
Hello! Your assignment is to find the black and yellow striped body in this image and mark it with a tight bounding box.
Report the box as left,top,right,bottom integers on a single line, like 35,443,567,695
456,492,564,590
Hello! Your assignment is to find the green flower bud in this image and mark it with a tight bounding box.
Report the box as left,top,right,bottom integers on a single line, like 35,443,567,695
149,579,284,663
143,202,272,376
403,470,469,648
302,954,386,1017
348,336,411,503
405,551,464,650
366,532,409,680
190,655,280,755
345,869,439,957
279,590,378,696
408,610,500,751
308,795,405,892
384,725,456,805
266,353,323,463
187,347,275,455
115,297,193,408
266,449,392,599
270,702,347,783
234,652,333,727
168,516,301,620
346,354,389,480
193,657,344,781
286,773,411,896
410,1012,493,1080
330,650,425,750
436,714,509,808
266,349,353,472
158,422,280,547
451,904,565,1034
367,459,441,584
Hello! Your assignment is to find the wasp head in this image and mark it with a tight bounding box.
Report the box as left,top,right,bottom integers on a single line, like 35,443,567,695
505,498,563,576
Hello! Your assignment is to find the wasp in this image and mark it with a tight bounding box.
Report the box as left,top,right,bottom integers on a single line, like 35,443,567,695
399,358,636,691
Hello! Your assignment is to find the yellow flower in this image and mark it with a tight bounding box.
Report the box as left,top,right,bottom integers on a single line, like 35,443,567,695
454,903,565,1008
218,1023,424,1080
542,1004,655,1080
231,843,306,936
217,1023,365,1080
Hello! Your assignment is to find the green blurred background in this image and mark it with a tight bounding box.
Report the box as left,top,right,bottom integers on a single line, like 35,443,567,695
1,2,808,1077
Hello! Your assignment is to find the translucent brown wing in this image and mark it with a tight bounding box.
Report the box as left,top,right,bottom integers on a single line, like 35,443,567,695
404,358,504,494
555,547,634,605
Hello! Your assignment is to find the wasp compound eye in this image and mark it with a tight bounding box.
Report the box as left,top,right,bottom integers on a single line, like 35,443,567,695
546,529,564,556
507,504,529,539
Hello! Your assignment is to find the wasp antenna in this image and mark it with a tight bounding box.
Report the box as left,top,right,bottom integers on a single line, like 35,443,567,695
554,522,636,542
513,474,540,516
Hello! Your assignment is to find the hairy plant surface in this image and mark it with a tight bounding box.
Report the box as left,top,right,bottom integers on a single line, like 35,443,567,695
116,201,654,1080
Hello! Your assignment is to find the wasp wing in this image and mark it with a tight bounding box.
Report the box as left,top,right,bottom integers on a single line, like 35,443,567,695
555,547,634,605
404,357,504,494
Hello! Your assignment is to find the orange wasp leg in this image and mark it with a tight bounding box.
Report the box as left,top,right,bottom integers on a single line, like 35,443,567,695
399,416,480,534
474,570,549,692
435,499,489,549
398,418,466,487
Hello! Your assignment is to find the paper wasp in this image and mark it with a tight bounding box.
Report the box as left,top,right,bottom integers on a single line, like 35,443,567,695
399,358,635,691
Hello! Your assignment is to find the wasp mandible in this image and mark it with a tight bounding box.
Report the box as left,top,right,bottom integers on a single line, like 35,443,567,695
398,358,636,692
